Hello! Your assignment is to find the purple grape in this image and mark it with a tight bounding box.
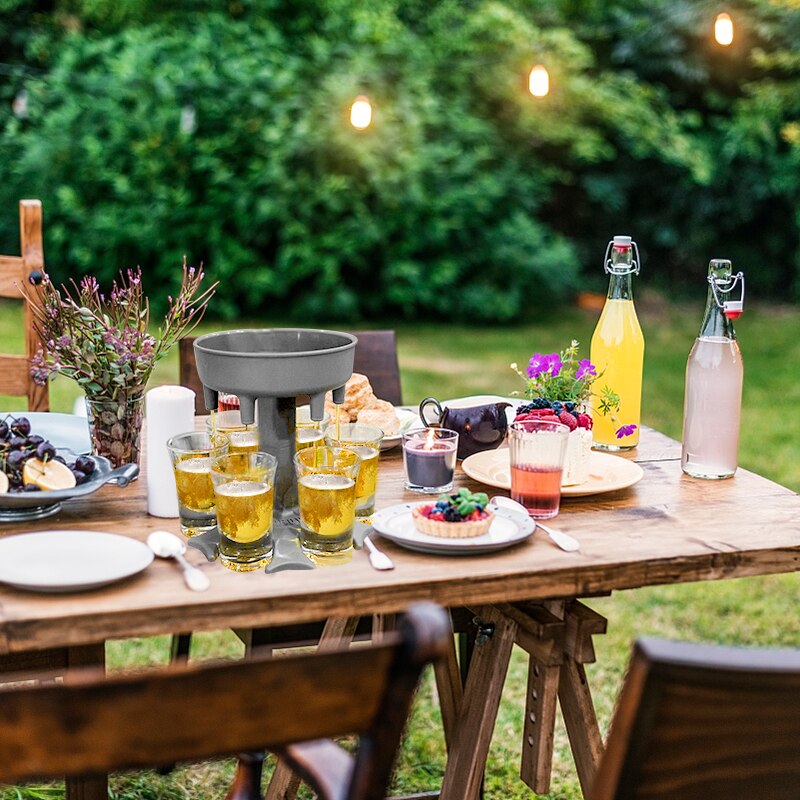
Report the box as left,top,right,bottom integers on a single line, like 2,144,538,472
10,417,31,436
71,469,88,486
0,421,8,439
8,436,27,450
36,441,57,461
6,450,28,469
27,434,44,446
74,455,96,476
23,484,42,492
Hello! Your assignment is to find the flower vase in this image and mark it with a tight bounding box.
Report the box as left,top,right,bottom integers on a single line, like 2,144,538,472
85,394,145,469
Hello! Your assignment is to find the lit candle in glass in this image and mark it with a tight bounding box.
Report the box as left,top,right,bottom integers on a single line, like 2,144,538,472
402,428,459,493
714,13,734,46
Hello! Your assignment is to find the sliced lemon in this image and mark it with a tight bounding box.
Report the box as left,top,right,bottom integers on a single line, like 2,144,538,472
0,471,8,494
22,458,76,491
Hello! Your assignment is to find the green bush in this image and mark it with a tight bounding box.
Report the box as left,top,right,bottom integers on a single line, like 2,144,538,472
0,1,798,319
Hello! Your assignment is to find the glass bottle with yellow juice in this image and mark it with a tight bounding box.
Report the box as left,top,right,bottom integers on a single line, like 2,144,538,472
589,235,644,450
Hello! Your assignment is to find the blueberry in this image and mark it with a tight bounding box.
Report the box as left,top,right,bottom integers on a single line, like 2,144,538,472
565,402,576,413
551,401,563,414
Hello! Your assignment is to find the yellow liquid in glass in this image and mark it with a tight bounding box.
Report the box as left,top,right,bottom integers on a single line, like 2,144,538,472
589,298,644,449
214,480,274,543
174,457,215,511
227,430,259,454
350,445,379,508
296,428,325,450
297,473,356,538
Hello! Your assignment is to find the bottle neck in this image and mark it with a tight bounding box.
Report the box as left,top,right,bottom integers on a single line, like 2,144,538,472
607,272,634,301
699,285,736,340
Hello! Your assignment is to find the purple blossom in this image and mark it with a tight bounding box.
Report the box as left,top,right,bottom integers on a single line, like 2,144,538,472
616,424,638,438
546,354,563,377
526,353,549,379
576,359,596,381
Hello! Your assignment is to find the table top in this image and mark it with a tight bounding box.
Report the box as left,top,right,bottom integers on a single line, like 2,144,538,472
1,425,798,655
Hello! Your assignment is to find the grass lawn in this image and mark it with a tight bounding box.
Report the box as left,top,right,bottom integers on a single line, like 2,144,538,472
1,296,799,800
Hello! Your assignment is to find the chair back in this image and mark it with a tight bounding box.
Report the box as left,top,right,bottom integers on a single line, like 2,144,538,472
0,199,48,411
592,637,800,800
0,602,448,800
180,328,402,414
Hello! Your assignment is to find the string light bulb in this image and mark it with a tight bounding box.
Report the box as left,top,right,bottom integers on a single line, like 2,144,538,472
528,64,549,98
714,12,734,46
350,95,372,129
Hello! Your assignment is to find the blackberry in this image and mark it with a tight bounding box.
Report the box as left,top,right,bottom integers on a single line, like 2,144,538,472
532,398,551,409
515,403,534,415
444,506,461,522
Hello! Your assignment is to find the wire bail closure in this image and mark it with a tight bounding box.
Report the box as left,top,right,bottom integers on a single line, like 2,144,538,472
709,271,745,319
603,238,641,276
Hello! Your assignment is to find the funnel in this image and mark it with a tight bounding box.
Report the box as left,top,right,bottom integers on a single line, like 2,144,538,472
193,329,356,513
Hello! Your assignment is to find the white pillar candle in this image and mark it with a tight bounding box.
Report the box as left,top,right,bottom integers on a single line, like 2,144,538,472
146,385,196,518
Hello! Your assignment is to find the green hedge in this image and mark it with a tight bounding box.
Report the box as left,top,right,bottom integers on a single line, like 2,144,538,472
1,0,798,319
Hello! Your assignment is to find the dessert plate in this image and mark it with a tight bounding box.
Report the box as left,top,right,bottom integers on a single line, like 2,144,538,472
379,408,421,451
0,530,153,592
461,448,644,497
371,501,534,555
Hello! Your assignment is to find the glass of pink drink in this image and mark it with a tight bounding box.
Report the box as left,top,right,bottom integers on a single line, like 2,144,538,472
508,420,569,519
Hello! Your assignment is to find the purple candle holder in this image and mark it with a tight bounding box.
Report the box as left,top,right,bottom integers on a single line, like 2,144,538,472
402,428,458,494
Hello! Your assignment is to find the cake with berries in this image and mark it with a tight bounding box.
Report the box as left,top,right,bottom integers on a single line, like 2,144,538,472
412,489,495,538
513,400,593,486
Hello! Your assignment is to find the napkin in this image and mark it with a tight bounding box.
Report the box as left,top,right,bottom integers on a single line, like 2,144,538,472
146,385,195,517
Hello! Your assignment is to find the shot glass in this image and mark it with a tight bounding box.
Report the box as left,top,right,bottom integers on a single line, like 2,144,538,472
508,420,569,519
402,428,458,493
166,431,229,536
294,446,361,559
324,423,383,516
295,405,330,451
206,410,259,454
210,452,277,572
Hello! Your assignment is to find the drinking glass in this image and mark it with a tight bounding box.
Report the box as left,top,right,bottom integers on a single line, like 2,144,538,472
508,420,569,519
324,423,383,516
293,446,361,559
166,431,229,536
295,405,330,451
402,428,458,493
206,410,259,454
210,452,277,572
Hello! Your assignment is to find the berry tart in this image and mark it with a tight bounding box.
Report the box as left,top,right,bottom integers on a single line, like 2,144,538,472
513,401,594,486
412,489,494,539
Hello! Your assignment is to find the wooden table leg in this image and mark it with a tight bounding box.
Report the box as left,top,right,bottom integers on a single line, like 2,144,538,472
439,606,517,800
433,627,463,753
520,658,561,794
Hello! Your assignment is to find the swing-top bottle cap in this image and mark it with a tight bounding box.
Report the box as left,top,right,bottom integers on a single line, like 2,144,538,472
613,235,633,247
709,258,732,269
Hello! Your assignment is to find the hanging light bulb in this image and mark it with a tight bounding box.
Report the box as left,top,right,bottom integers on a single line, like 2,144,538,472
714,12,734,46
528,64,549,98
350,95,372,129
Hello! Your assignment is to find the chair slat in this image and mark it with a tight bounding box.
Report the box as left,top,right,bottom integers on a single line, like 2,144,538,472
0,255,25,297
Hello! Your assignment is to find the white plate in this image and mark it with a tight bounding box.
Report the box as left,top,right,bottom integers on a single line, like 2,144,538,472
0,530,153,592
461,448,644,497
3,411,91,454
380,408,420,451
372,501,535,555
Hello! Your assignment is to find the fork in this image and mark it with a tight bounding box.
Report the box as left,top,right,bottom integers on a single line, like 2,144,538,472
363,535,395,570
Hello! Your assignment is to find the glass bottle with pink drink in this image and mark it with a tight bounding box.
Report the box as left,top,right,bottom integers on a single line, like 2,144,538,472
681,258,745,479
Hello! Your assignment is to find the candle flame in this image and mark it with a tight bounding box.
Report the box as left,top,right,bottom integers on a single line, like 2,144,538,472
350,95,372,129
715,12,733,46
529,64,549,98
423,428,438,450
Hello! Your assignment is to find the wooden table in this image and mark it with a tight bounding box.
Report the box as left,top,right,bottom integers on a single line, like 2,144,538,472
1,425,799,799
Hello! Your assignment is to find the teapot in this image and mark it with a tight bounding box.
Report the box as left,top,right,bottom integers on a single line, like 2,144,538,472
419,397,511,460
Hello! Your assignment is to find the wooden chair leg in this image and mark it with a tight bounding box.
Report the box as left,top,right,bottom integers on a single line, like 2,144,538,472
170,633,192,663
225,752,265,800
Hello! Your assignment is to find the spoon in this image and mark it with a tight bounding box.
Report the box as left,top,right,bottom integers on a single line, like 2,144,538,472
364,534,395,571
147,530,211,591
489,496,581,552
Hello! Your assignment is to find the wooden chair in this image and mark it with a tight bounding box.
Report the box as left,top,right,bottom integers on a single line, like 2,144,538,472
0,199,48,411
591,637,800,800
179,329,402,415
0,603,449,800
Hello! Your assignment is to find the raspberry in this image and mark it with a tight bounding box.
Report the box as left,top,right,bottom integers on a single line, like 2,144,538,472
559,411,578,431
539,414,562,424
420,504,435,517
430,512,446,521
576,413,593,430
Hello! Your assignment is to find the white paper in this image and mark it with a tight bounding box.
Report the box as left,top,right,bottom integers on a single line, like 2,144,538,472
146,385,195,518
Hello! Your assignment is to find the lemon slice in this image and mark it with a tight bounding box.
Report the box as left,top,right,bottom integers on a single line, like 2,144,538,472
0,471,8,494
22,458,77,491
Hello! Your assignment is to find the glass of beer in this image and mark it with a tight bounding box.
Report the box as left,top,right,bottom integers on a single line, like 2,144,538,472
295,405,330,451
210,452,277,572
167,432,229,537
324,423,384,517
293,446,361,559
206,410,259,454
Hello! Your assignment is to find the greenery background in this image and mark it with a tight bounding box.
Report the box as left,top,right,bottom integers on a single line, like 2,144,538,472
1,1,799,798
1,0,800,320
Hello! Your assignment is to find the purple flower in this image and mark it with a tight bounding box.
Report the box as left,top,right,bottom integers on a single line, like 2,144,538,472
546,354,563,377
615,424,638,438
576,359,596,381
526,353,548,379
